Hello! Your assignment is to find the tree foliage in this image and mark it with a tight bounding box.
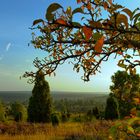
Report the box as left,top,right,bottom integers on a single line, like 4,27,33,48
110,70,140,118
105,95,120,120
87,106,100,119
24,0,140,82
28,70,52,123
110,71,140,101
51,112,60,126
10,102,27,122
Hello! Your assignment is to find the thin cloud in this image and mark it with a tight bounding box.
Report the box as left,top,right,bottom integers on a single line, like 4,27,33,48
6,43,12,51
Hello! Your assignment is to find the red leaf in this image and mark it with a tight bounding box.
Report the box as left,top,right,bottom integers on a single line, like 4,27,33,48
87,2,91,10
137,133,140,137
103,2,108,10
77,0,81,4
56,18,67,25
117,51,123,55
134,60,140,63
94,36,105,53
82,26,92,40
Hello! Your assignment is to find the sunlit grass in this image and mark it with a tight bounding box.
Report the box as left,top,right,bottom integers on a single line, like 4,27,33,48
0,121,113,140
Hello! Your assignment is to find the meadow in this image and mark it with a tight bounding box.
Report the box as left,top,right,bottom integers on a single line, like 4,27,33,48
0,91,140,140
0,121,115,140
1,119,139,140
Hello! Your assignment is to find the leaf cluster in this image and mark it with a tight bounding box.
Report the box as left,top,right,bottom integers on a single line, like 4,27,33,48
24,0,140,82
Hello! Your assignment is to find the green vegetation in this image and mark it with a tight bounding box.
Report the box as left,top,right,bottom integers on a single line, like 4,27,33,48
105,95,120,120
0,101,6,122
10,102,27,122
110,71,140,118
28,70,52,123
51,112,60,126
1,0,140,139
0,70,140,139
24,0,140,83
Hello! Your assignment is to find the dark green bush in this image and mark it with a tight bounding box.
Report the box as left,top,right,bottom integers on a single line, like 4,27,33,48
10,102,27,122
51,113,60,126
105,96,120,120
28,70,52,123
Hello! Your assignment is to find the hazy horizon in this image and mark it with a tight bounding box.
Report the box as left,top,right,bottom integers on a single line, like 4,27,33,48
0,90,109,94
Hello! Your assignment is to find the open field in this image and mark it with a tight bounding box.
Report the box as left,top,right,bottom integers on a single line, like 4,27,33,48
0,121,113,140
1,120,139,140
1,91,139,139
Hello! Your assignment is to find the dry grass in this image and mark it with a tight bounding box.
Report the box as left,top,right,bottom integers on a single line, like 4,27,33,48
0,121,113,140
0,134,54,140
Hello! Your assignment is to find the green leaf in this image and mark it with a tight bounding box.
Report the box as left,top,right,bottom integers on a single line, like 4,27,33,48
32,19,44,26
66,6,72,16
109,126,117,138
131,8,140,20
46,13,54,21
127,126,135,134
135,126,140,133
72,7,83,15
127,117,140,125
118,60,126,68
118,63,126,68
109,122,122,138
125,54,132,59
46,3,62,21
72,22,81,27
93,33,102,41
133,13,140,24
47,3,62,13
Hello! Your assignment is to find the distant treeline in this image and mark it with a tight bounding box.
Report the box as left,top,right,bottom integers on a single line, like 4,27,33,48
0,91,108,102
0,91,108,113
54,98,107,113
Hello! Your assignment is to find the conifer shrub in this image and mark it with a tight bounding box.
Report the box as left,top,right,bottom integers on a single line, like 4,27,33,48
51,113,60,126
105,95,120,120
28,70,52,123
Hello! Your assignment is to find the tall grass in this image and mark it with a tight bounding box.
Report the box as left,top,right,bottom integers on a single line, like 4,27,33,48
0,121,113,140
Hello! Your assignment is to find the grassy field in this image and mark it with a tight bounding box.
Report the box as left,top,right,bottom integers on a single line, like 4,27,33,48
0,116,140,140
0,121,113,140
1,119,140,140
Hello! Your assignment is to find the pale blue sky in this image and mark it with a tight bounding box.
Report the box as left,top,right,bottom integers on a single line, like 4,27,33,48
0,0,140,92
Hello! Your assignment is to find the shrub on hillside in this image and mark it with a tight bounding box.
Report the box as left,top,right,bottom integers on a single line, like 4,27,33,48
28,70,52,123
10,102,27,122
105,96,120,120
51,112,60,126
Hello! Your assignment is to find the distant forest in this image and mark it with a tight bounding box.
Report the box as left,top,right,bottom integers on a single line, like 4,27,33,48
0,91,108,113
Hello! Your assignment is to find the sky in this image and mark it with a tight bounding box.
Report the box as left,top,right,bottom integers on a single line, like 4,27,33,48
0,0,140,92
